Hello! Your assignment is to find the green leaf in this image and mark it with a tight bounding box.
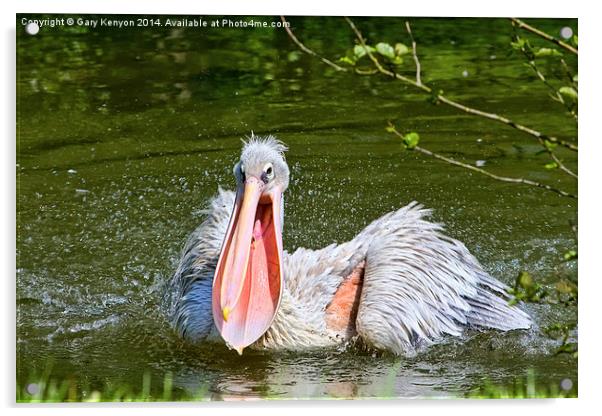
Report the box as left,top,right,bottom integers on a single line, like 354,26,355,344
544,162,558,169
563,249,577,261
543,140,557,151
510,271,549,305
353,44,375,59
353,45,367,59
287,51,302,62
559,86,578,101
394,43,410,56
573,74,578,83
375,42,395,59
510,37,527,50
402,132,420,150
391,56,404,65
555,280,577,294
571,34,578,47
385,125,396,133
534,47,563,57
516,271,534,290
338,56,356,66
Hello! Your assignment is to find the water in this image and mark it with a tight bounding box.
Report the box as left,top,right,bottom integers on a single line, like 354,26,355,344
16,15,577,399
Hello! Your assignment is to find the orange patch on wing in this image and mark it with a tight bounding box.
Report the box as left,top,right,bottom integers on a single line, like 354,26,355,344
325,261,365,338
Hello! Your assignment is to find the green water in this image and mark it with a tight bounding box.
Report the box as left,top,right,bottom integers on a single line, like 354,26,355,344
16,15,577,399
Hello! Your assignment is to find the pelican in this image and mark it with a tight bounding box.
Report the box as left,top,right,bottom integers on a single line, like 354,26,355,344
167,135,531,355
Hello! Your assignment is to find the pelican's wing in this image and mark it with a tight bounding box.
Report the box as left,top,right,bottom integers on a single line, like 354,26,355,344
355,202,532,355
166,188,235,341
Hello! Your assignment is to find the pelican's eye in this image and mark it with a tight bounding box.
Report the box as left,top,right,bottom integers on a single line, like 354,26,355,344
262,163,274,183
239,163,246,181
264,163,274,177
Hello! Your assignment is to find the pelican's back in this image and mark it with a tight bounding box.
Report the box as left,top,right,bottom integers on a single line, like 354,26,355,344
351,202,531,354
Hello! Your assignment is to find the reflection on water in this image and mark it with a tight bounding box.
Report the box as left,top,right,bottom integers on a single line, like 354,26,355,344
16,15,577,399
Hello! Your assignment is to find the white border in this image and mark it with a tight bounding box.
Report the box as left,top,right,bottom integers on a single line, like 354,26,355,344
3,1,600,415
8,0,582,18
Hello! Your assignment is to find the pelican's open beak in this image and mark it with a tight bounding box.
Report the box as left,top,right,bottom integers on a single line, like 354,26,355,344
212,176,284,354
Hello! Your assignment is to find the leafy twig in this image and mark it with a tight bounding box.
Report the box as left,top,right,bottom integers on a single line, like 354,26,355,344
527,61,565,104
344,17,419,88
281,16,578,152
509,30,578,175
550,152,578,179
510,18,577,55
511,33,578,123
281,17,578,185
341,17,577,152
560,59,577,89
387,122,576,199
526,60,578,122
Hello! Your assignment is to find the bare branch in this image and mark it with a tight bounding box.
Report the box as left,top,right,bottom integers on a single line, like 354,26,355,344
405,21,422,86
510,18,577,55
280,16,348,72
434,95,577,151
387,123,577,199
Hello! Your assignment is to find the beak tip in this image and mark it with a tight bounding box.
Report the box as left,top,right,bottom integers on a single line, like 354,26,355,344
226,341,245,356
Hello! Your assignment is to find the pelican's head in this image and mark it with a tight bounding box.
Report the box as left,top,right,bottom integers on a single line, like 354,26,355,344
234,135,290,196
212,135,289,354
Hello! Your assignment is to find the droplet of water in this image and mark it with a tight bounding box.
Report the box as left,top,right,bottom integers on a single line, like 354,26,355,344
462,70,469,77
